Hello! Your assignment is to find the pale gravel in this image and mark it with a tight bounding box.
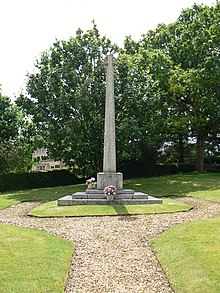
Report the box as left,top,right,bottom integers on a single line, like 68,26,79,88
0,197,219,293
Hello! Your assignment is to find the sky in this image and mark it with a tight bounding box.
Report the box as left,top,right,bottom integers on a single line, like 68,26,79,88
0,0,216,100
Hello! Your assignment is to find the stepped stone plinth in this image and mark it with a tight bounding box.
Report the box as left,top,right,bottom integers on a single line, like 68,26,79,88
57,194,162,206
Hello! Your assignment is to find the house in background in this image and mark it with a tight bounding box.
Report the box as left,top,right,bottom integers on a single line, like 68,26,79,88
31,148,68,172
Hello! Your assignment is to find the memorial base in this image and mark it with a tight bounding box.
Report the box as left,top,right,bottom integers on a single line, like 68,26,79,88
57,171,163,206
57,189,163,206
97,172,123,189
57,194,162,205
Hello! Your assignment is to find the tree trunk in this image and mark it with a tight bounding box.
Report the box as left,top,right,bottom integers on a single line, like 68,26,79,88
195,119,220,171
178,136,185,163
195,133,206,171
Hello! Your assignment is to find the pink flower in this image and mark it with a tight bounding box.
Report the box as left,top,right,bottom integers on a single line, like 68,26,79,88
104,185,117,195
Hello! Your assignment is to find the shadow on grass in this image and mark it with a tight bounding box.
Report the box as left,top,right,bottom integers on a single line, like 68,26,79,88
111,205,129,215
124,172,220,197
1,184,85,203
110,206,139,220
118,215,138,221
1,173,220,207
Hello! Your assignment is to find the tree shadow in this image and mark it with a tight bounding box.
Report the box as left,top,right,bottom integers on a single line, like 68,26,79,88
111,204,129,215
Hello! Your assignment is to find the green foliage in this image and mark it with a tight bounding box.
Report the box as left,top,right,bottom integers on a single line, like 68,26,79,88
0,94,20,142
141,2,220,170
17,24,118,176
151,217,220,293
0,170,84,192
0,93,34,174
115,50,172,164
18,24,174,175
0,223,73,293
119,161,195,178
16,4,220,174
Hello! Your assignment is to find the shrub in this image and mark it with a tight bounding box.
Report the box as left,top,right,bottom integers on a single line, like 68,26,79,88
0,170,84,192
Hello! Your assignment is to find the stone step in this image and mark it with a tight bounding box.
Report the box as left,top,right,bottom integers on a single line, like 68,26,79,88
86,188,135,195
72,191,149,200
57,195,163,206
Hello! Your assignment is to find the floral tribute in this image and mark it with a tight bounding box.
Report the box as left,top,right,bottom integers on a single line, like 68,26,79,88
104,185,117,195
86,177,96,185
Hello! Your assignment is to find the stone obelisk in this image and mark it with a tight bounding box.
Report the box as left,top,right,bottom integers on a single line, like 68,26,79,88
57,54,163,205
103,55,116,172
97,54,123,190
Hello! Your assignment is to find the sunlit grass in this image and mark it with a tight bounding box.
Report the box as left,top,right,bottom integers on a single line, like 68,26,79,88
124,172,220,201
0,223,74,293
29,198,192,217
187,189,220,202
0,184,85,209
151,217,220,293
0,172,219,210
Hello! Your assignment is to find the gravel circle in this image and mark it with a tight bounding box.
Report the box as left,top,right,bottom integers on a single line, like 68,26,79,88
0,197,219,292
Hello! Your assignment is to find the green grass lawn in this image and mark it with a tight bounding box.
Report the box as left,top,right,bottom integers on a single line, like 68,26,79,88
124,172,220,200
0,172,219,211
151,216,220,293
0,172,219,292
0,223,74,293
29,198,192,217
0,184,85,210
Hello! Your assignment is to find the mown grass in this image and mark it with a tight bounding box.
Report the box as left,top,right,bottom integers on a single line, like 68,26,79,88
124,172,220,200
0,184,85,210
0,172,219,292
0,172,219,211
0,223,74,293
151,216,220,293
29,198,191,217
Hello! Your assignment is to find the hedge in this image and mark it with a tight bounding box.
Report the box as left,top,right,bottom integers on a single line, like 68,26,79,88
0,170,85,192
1,163,218,192
118,162,196,179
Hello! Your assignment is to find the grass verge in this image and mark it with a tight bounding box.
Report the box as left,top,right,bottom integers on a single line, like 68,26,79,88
125,172,220,201
0,223,74,293
28,198,192,217
0,184,85,209
0,172,219,210
151,217,220,293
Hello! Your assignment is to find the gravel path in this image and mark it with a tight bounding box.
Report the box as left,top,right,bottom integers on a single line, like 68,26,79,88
0,197,219,292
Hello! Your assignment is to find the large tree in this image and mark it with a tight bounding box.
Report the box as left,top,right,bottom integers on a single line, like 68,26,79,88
115,47,173,166
17,24,118,176
141,2,220,170
17,4,220,174
0,93,33,173
18,25,169,176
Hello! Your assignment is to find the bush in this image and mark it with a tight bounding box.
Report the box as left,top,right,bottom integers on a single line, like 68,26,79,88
0,170,85,192
118,161,195,179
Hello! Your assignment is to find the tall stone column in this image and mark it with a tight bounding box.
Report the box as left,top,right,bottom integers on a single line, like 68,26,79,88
97,54,123,190
103,54,116,172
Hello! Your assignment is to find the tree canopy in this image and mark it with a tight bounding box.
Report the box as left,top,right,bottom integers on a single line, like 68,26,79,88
17,25,118,175
16,3,220,175
140,2,220,170
0,93,34,173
